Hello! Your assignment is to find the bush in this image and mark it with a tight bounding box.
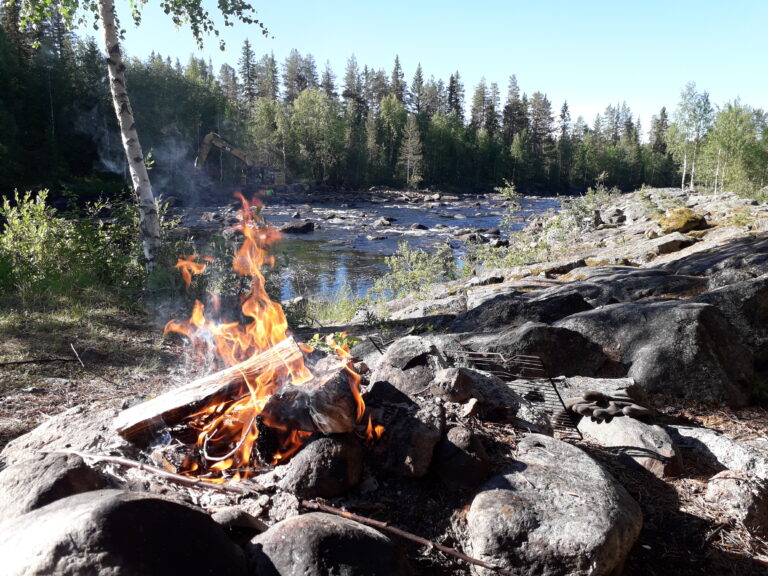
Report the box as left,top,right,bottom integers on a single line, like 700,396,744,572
371,242,458,300
0,190,144,306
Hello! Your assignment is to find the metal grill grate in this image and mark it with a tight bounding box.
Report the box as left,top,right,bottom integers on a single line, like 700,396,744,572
445,349,582,439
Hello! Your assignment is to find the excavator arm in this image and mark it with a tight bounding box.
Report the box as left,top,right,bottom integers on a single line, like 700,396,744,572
195,132,255,169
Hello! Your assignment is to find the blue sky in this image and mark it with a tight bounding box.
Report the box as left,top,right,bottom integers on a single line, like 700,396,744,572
86,0,767,134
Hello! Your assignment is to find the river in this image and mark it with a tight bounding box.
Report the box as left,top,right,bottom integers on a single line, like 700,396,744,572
180,193,559,302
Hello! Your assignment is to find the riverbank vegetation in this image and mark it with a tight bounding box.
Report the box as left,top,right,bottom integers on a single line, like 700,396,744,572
1,12,767,202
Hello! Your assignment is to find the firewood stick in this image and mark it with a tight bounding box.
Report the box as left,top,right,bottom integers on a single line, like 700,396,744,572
113,336,302,441
301,500,516,576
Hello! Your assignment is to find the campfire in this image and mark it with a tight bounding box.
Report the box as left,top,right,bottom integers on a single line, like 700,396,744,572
114,193,381,482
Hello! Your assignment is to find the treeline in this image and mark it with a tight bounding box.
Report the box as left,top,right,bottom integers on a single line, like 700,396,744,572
1,11,766,198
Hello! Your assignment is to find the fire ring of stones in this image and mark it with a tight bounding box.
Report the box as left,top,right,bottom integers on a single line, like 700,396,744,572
0,332,651,576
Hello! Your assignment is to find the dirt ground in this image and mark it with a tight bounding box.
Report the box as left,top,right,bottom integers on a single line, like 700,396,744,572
1,308,767,575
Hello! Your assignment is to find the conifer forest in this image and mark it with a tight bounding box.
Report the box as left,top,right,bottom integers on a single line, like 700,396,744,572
1,11,766,201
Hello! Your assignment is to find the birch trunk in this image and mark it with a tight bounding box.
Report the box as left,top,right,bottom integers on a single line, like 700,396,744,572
98,0,161,270
680,149,688,190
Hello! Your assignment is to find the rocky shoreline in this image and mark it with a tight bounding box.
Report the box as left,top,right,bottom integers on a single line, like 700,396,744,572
1,187,768,575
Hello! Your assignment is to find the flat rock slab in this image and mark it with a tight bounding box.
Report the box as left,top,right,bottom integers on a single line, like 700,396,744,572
467,434,642,576
1,404,133,464
542,266,707,307
452,290,593,333
665,425,768,479
248,512,412,576
0,452,108,520
578,417,682,478
0,489,247,576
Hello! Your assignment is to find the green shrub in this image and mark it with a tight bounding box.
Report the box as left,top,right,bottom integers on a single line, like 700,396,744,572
0,190,144,306
371,242,458,300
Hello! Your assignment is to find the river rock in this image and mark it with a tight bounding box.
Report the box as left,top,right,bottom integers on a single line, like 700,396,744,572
248,512,412,576
461,322,614,378
578,417,682,478
0,452,108,520
278,435,363,498
704,471,768,537
466,434,642,576
0,489,247,576
452,290,593,333
280,220,315,234
665,425,768,478
556,301,754,406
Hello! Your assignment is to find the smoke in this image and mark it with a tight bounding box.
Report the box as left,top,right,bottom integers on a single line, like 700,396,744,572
74,105,125,176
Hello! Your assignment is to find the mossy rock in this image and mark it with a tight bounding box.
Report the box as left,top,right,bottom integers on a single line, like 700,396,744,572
658,207,707,234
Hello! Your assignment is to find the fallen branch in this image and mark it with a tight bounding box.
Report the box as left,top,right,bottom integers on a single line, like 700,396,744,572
54,450,513,574
53,450,267,495
301,500,516,576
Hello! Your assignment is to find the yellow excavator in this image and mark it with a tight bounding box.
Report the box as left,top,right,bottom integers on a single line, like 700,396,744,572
194,132,284,190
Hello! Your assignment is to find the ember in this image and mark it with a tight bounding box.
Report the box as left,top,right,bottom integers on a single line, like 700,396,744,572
157,193,380,481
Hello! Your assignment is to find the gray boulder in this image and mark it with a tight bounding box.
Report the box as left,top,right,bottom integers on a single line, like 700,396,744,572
0,489,247,576
1,404,132,463
695,273,768,368
248,512,412,576
665,425,768,478
704,471,768,537
556,301,754,406
578,417,682,478
278,435,363,498
0,452,108,520
462,322,614,378
368,335,449,397
452,290,593,333
466,434,642,576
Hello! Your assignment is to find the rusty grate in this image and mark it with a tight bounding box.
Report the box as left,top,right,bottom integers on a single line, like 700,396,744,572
445,349,582,439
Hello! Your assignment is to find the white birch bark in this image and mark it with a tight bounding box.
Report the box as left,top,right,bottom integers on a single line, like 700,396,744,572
97,0,161,270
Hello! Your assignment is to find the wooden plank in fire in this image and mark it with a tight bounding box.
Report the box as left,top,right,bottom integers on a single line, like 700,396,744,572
113,336,303,442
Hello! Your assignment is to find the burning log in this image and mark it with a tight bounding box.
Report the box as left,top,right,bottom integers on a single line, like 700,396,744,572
254,355,361,463
114,337,304,442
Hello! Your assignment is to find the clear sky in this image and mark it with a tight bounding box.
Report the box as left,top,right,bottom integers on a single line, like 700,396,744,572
83,0,767,134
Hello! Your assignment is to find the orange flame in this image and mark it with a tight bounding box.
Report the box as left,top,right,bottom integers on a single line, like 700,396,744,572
165,193,380,482
175,255,207,288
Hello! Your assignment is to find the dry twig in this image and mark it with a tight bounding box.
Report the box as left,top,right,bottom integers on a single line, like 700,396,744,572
52,450,266,495
301,500,516,576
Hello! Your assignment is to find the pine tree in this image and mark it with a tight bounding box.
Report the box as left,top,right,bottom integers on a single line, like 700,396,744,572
320,60,337,100
390,55,406,103
447,72,464,122
409,63,425,114
254,52,279,101
238,39,257,106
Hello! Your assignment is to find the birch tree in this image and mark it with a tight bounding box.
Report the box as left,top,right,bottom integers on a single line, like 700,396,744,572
8,0,267,271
